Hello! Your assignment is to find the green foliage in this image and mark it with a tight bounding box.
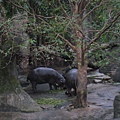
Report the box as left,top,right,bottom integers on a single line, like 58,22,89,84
86,0,120,66
0,17,28,59
1,0,120,67
25,1,73,65
34,98,66,106
2,0,26,18
48,89,65,93
0,19,14,56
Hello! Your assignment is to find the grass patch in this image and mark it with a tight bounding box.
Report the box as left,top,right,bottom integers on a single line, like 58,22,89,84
34,98,66,106
48,89,65,93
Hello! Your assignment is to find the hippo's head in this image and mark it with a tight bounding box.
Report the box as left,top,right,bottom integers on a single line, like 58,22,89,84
56,75,66,88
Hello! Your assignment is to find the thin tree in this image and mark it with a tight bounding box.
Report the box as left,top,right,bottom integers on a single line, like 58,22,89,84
56,0,120,107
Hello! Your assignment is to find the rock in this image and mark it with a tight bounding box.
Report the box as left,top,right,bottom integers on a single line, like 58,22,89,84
0,88,42,112
113,67,120,82
99,43,120,77
114,95,120,118
87,69,111,83
93,79,102,83
0,83,120,120
18,75,30,87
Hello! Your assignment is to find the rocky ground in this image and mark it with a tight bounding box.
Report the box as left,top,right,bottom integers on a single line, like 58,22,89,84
0,82,120,120
0,69,120,120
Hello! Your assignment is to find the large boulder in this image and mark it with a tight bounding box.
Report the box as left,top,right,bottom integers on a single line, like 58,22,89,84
114,95,120,118
0,88,42,112
99,43,120,82
100,65,120,83
112,67,120,82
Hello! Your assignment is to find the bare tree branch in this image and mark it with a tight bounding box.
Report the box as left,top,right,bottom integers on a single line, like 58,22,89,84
8,0,33,16
85,12,120,52
105,31,120,36
82,0,104,22
58,0,70,19
8,0,53,28
8,0,54,19
57,34,76,51
87,30,120,37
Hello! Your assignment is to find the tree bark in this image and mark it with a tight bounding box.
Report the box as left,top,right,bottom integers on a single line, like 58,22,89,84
70,0,88,108
76,54,88,107
75,39,88,108
0,54,41,112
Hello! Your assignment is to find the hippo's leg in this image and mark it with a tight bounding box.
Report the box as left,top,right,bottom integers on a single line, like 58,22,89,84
49,82,57,90
74,87,77,96
65,89,69,95
65,88,72,96
53,84,57,90
68,88,72,96
31,81,37,93
49,83,53,90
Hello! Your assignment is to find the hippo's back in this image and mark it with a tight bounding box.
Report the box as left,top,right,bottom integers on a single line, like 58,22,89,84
34,67,56,76
65,68,78,81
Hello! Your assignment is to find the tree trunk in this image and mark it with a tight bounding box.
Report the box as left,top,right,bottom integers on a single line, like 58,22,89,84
69,0,88,108
75,42,88,108
76,66,88,108
0,13,41,112
0,55,41,112
0,56,19,94
12,13,30,75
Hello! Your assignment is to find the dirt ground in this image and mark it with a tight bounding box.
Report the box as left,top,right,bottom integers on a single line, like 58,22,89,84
0,83,119,120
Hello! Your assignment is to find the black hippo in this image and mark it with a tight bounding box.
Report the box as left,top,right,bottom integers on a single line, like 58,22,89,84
64,68,78,96
27,67,66,93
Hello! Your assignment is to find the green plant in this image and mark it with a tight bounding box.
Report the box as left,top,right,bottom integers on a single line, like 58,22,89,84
34,98,66,106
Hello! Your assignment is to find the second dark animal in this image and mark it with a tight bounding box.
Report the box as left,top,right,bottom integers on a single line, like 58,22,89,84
64,68,78,96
